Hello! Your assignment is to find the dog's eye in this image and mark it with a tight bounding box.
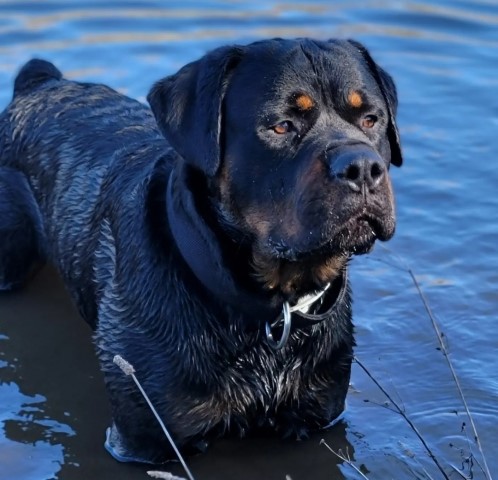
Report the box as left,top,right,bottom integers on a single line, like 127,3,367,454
271,121,293,134
361,115,377,129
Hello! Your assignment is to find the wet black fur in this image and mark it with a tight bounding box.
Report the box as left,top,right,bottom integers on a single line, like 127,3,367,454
0,40,401,463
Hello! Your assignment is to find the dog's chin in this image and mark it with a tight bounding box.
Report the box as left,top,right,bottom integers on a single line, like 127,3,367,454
334,215,392,256
252,215,394,298
267,214,394,262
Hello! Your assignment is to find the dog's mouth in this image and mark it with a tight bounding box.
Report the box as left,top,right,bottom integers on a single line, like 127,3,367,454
335,213,391,255
249,208,395,299
267,211,394,261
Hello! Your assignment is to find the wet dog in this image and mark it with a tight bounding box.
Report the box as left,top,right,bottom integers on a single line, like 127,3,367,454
0,38,402,463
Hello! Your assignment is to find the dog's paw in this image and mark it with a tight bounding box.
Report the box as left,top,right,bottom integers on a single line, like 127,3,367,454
275,414,311,441
105,423,169,464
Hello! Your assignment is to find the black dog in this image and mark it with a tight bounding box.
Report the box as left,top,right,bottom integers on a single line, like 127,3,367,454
0,38,402,463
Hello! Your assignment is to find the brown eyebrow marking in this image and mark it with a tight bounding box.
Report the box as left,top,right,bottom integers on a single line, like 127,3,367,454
295,93,315,111
348,90,363,108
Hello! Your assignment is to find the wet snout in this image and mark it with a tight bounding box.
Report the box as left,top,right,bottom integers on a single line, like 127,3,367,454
328,144,387,193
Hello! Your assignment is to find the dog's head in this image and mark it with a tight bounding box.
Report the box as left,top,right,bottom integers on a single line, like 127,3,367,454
148,38,402,300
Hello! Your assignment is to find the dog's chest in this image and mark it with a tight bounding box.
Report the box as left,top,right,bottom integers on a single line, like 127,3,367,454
199,341,310,424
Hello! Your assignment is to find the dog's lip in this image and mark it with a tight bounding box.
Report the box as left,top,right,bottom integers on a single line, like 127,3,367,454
352,212,392,241
267,211,393,260
340,215,380,255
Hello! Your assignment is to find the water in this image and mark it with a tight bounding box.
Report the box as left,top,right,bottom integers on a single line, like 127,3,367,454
0,1,497,479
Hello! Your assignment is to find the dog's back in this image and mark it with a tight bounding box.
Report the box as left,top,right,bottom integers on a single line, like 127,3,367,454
2,59,165,184
0,59,172,317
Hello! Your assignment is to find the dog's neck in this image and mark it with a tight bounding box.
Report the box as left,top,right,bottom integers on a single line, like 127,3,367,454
166,163,348,330
166,164,280,323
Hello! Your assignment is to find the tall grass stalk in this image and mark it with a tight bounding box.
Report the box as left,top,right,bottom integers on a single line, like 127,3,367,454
113,355,195,480
320,440,371,480
373,245,492,480
355,357,451,480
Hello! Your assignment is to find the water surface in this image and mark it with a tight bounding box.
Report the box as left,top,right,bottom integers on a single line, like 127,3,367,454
0,1,497,479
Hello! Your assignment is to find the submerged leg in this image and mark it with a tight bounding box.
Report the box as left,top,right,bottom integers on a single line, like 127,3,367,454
0,168,45,290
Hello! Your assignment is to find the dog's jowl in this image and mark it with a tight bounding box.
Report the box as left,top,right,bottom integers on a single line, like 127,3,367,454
0,38,402,463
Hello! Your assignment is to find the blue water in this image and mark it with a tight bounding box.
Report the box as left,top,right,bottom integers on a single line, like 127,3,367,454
0,1,497,479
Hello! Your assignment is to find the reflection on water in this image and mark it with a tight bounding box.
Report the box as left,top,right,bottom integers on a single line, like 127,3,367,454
0,381,70,480
1,1,497,479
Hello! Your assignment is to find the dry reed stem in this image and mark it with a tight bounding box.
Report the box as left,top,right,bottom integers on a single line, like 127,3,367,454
355,357,451,480
113,355,196,480
374,245,492,480
320,440,370,479
405,269,492,480
147,472,186,480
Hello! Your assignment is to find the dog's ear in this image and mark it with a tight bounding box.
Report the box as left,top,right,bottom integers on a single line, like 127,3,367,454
347,40,403,167
147,46,244,176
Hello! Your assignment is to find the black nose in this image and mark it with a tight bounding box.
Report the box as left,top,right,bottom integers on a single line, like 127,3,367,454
329,145,386,192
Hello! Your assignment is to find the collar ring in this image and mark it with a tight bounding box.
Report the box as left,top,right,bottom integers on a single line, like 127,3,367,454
265,301,292,350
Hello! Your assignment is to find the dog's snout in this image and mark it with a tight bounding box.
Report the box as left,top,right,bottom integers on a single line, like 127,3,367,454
329,146,386,192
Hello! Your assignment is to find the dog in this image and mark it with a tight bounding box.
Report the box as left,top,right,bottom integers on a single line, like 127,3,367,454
0,38,402,464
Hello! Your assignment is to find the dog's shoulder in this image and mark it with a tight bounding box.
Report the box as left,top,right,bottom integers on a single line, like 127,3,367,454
14,58,63,98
